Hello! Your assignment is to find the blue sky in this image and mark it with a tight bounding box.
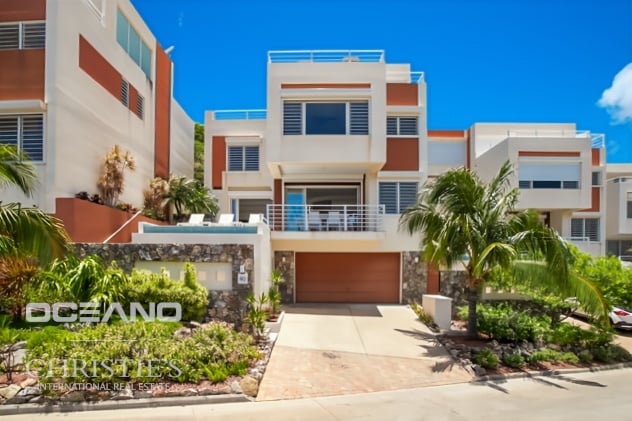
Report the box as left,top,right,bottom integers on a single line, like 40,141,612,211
130,0,632,163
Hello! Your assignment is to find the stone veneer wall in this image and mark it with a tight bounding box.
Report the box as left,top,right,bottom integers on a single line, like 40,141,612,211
401,251,428,304
439,270,468,316
74,243,254,329
274,251,295,304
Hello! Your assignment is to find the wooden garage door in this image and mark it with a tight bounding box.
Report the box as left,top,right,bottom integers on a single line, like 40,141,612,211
295,252,400,303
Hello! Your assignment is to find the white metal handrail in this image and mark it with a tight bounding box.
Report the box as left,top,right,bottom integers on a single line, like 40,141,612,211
212,110,267,120
268,50,385,63
506,130,605,148
103,210,143,243
266,204,385,232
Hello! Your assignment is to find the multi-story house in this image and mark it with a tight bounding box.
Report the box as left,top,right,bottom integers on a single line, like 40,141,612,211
0,0,193,241
206,50,608,304
605,163,632,261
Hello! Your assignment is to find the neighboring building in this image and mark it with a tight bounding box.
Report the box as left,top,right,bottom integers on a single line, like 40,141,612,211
605,164,632,261
0,0,193,225
205,50,609,304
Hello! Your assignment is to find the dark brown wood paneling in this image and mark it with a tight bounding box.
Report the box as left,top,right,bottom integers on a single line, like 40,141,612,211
211,136,226,189
0,0,45,22
274,179,282,204
386,83,418,106
0,50,44,100
154,45,172,179
592,149,601,166
382,138,419,171
296,253,400,303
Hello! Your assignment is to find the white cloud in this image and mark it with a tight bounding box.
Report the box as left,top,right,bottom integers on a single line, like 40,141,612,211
178,12,184,28
598,63,632,124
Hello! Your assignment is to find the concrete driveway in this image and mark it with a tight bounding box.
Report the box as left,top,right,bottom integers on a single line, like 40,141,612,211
256,304,471,401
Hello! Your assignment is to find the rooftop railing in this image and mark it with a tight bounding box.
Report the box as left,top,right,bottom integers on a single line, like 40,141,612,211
506,130,605,148
211,110,267,120
268,50,385,63
266,204,384,232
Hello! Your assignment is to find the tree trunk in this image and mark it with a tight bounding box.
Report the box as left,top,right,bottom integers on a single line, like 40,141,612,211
466,287,479,338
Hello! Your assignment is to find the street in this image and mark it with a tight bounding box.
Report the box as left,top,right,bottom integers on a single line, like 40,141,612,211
3,367,631,420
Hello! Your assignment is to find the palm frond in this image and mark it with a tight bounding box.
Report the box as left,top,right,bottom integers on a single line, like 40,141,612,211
0,145,37,196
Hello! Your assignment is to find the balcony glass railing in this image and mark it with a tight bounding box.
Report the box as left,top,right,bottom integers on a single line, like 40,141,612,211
266,204,384,232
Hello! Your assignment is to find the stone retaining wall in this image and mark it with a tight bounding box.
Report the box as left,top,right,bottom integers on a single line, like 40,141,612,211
401,251,428,304
74,243,254,329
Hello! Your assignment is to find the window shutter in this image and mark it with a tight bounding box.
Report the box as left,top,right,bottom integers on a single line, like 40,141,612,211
570,219,583,238
120,80,129,106
398,182,418,212
21,115,44,162
244,146,259,171
136,95,144,119
228,146,244,171
0,116,18,148
0,24,19,50
283,102,302,135
22,23,45,49
585,218,600,241
379,182,398,214
349,102,369,135
399,117,418,135
386,117,397,135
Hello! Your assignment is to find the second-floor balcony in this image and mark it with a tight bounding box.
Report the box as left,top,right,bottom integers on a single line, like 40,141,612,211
266,204,384,232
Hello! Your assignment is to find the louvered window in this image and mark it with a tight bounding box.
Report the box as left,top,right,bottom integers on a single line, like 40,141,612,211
349,102,369,134
121,79,129,106
379,181,418,214
0,22,45,50
228,146,259,171
283,102,302,135
283,101,369,135
0,115,44,162
136,95,144,119
570,218,600,242
387,116,418,136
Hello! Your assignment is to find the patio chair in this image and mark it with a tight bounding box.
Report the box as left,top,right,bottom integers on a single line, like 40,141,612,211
177,213,206,226
326,211,342,231
217,213,235,225
248,213,264,224
308,211,322,231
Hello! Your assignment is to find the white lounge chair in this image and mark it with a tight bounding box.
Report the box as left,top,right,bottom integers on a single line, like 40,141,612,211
248,213,264,224
217,213,235,225
177,213,206,226
326,211,342,231
308,211,322,231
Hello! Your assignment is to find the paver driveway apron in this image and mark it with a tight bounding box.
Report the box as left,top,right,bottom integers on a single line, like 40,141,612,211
257,304,472,401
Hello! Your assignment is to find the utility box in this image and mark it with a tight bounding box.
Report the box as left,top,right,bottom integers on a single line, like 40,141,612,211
422,294,453,331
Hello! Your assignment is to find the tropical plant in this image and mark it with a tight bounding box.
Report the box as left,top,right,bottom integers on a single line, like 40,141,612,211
96,144,136,207
0,146,70,264
400,160,608,337
142,177,169,221
194,123,204,182
245,292,268,339
0,254,39,321
164,175,218,223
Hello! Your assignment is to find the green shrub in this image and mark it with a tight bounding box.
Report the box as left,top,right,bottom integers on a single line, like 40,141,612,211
502,353,526,368
473,348,498,370
559,352,580,365
609,345,632,362
410,302,434,326
475,303,550,342
122,265,208,322
529,348,563,363
592,346,614,363
548,323,596,347
577,349,593,363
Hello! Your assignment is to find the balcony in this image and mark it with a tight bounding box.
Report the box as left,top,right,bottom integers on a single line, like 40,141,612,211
506,130,605,148
210,110,267,120
266,204,384,232
268,50,385,63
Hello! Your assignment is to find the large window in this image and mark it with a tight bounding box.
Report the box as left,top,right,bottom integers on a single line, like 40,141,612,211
387,116,418,136
0,115,44,162
227,146,259,171
379,182,418,214
570,218,600,242
283,101,369,135
627,194,632,219
116,9,152,79
519,161,580,189
0,22,45,50
230,198,273,223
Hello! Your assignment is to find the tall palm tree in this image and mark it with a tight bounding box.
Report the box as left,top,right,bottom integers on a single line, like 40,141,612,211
400,161,607,337
0,145,70,264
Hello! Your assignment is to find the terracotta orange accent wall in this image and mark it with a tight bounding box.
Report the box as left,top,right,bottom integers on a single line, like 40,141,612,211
581,187,601,212
386,83,418,106
0,0,45,21
128,85,139,115
211,136,226,189
0,50,45,100
518,151,581,157
154,46,172,179
382,138,419,171
427,263,440,295
274,179,282,204
281,83,371,89
79,35,122,99
53,198,166,243
592,149,601,166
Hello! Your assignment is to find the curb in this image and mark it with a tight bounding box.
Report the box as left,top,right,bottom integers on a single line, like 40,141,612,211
472,361,632,383
0,394,252,416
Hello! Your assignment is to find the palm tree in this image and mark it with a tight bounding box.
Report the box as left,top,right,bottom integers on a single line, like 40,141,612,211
163,175,218,223
0,145,70,264
400,160,607,337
